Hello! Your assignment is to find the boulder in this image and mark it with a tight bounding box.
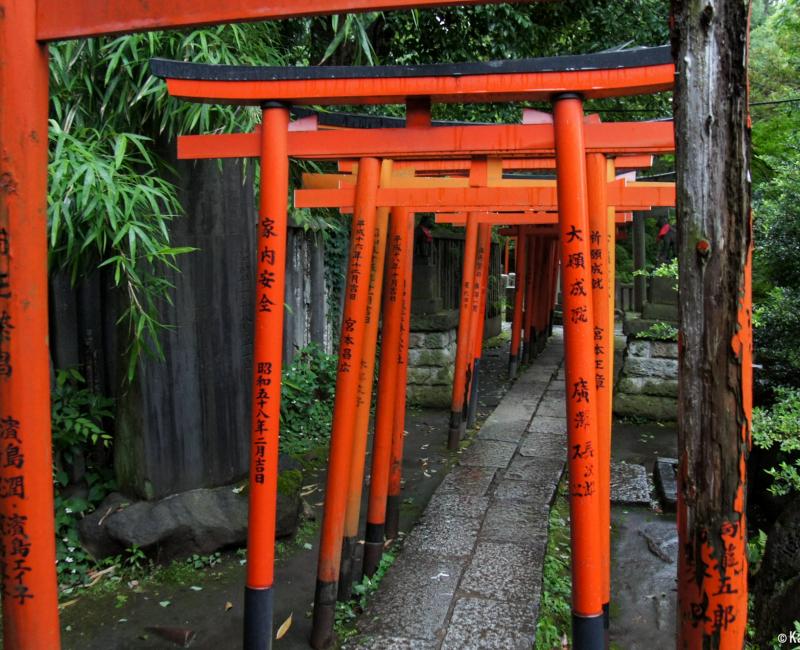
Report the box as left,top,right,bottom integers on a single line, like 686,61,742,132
81,475,302,561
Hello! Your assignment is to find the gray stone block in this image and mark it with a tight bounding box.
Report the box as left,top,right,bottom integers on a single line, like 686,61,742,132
476,418,530,444
404,511,481,558
459,440,518,469
610,462,652,505
410,309,460,332
518,431,567,460
504,455,565,484
613,393,677,421
623,356,679,380
460,542,544,602
479,501,549,545
623,317,673,338
423,493,490,521
406,385,453,408
437,466,496,496
651,341,679,359
527,416,567,435
536,399,566,418
345,635,437,650
627,340,652,358
650,276,678,305
617,377,679,398
408,330,454,350
359,553,465,641
408,347,455,367
440,597,538,650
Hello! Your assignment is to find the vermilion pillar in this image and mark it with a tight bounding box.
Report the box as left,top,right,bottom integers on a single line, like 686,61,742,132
586,153,613,639
312,157,380,649
244,103,290,650
553,94,604,649
337,177,391,600
448,211,480,449
385,209,415,541
363,206,409,577
508,227,528,377
467,223,492,428
0,3,61,648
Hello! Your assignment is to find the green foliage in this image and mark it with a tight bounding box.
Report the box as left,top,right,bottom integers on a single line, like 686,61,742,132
48,24,285,378
635,321,679,342
51,369,116,589
752,387,800,496
334,549,397,642
280,344,339,460
536,479,572,649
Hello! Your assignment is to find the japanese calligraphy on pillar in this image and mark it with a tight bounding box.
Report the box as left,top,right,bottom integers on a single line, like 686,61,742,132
252,213,280,487
589,228,606,392
682,517,747,639
0,415,32,604
0,228,12,380
357,226,382,407
340,215,368,375
472,236,486,316
562,222,596,499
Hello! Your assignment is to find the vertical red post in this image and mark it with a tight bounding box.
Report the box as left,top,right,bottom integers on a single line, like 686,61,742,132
311,157,380,649
553,94,604,649
586,153,612,639
385,209,415,541
466,223,492,428
448,210,480,449
337,163,392,600
0,3,61,648
548,238,560,336
363,206,408,577
509,227,528,377
244,104,290,650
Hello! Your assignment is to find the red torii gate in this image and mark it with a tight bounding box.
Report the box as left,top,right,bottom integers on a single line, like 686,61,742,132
151,48,673,649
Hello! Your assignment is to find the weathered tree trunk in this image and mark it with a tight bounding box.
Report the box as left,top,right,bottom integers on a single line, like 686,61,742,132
671,1,752,647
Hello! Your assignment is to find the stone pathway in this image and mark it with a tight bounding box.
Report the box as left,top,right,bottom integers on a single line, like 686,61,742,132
347,331,566,650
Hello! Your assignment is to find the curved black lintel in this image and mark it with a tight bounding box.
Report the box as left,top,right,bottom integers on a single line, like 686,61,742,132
150,45,671,83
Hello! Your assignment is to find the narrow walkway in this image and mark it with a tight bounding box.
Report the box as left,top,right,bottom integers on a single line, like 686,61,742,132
348,331,566,649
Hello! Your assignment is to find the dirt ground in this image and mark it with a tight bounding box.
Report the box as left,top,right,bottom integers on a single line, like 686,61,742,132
59,337,515,650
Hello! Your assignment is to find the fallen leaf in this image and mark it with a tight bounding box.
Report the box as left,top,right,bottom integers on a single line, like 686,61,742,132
58,598,79,610
146,626,197,648
189,585,203,591
276,613,293,640
159,600,171,608
302,543,313,551
225,601,234,611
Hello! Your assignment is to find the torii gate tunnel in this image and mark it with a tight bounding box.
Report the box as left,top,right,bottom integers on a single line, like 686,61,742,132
0,2,752,650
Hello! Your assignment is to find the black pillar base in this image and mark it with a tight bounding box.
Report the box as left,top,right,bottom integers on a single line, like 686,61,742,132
508,354,519,379
362,522,384,578
310,580,337,649
572,613,605,650
448,410,462,450
603,602,610,649
466,358,481,428
337,536,356,601
244,586,274,650
385,494,401,541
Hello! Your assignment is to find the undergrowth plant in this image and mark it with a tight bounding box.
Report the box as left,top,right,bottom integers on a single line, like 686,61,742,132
752,387,800,496
280,343,338,461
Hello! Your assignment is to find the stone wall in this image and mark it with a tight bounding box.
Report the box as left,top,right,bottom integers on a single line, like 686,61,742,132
614,339,678,420
406,327,457,408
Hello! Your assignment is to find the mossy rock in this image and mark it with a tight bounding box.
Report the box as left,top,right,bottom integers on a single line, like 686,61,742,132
277,468,303,497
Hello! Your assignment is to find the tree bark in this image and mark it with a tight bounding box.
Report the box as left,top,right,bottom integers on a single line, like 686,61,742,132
671,1,752,647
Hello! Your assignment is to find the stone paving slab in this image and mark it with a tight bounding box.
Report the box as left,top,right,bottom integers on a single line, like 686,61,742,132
478,501,549,545
518,430,568,460
350,332,565,649
440,597,539,650
459,440,518,468
459,541,545,602
437,466,496,496
404,512,482,558
358,553,466,641
610,461,653,504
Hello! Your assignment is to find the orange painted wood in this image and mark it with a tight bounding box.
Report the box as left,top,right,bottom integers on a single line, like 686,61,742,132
163,65,673,106
0,3,62,647
178,121,675,161
36,0,540,41
553,95,603,619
